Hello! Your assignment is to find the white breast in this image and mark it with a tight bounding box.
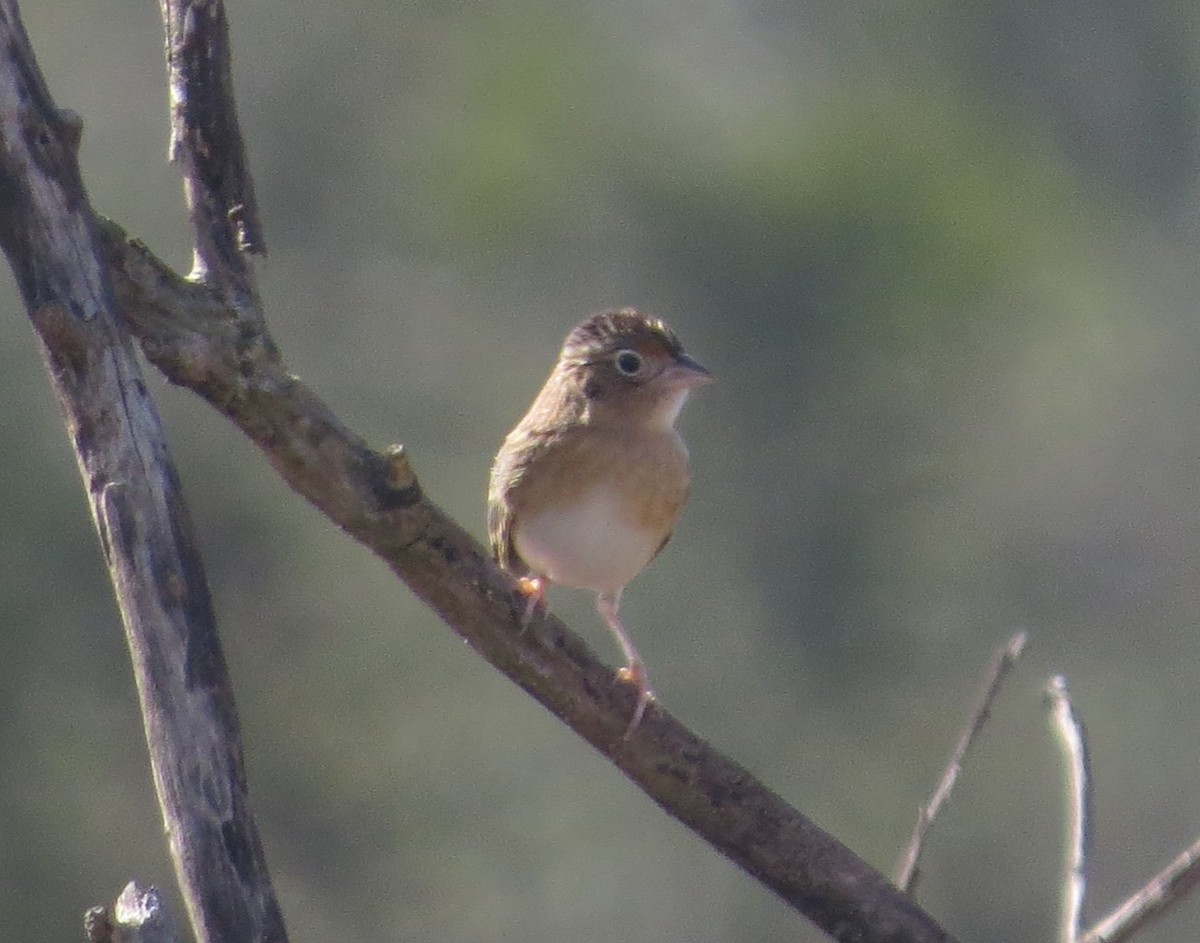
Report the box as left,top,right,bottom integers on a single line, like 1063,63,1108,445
513,485,662,594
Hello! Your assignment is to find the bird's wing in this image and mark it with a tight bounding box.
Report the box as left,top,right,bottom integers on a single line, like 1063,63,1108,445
486,488,521,573
486,428,548,574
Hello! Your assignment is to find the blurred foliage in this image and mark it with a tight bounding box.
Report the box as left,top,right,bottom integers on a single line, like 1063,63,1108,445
5,1,1200,942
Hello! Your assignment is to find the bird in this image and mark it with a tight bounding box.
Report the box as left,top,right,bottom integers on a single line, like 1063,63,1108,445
488,308,711,735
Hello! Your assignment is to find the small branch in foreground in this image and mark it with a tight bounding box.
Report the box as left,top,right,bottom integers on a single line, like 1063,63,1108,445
894,632,1027,893
85,883,178,943
1046,675,1092,943
1081,833,1200,943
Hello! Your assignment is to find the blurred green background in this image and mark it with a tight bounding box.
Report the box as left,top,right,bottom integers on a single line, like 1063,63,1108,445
5,1,1200,941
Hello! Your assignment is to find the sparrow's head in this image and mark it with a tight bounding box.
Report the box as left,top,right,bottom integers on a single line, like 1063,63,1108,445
558,309,711,428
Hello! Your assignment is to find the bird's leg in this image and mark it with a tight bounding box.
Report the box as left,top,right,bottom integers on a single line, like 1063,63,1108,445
596,590,654,737
516,575,547,629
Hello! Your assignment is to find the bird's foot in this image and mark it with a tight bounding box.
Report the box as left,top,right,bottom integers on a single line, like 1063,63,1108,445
515,575,546,629
615,661,656,738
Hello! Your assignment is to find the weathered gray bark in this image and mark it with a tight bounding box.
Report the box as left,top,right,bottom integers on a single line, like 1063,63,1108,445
0,4,286,943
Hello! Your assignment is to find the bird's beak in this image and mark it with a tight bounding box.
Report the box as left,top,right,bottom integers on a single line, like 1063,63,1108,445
669,353,713,388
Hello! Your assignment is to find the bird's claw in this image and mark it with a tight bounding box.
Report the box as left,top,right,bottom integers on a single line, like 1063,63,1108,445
515,576,546,629
616,662,655,738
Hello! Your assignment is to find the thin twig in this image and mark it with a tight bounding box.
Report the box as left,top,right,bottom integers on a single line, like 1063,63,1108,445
1046,675,1092,943
1080,833,1200,943
894,632,1027,893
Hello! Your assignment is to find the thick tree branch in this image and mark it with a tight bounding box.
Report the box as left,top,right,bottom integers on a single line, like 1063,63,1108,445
0,5,286,943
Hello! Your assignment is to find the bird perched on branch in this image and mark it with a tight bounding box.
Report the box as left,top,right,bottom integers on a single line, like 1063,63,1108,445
488,308,711,735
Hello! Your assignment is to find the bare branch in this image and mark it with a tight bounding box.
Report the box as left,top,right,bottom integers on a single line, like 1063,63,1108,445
1081,833,1200,943
894,632,1027,893
0,6,286,943
95,217,960,943
159,0,265,304
1,0,959,937
1046,675,1092,943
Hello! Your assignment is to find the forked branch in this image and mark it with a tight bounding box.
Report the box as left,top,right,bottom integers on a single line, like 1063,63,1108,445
0,4,286,943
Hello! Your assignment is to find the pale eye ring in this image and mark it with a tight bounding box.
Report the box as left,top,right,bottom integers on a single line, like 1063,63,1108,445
614,349,643,376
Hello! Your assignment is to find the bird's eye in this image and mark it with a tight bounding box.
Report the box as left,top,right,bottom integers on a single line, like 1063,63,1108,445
614,349,643,376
